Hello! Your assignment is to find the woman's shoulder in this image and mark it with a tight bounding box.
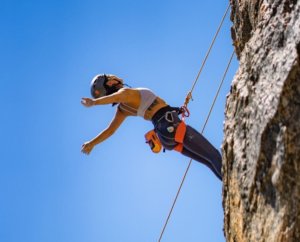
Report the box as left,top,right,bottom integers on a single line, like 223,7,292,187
133,87,157,96
134,87,153,92
121,87,165,103
122,87,155,95
118,88,140,102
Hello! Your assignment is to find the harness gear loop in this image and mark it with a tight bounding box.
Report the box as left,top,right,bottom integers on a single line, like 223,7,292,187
158,4,232,241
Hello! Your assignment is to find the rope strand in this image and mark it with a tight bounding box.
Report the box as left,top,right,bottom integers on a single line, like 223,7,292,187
158,3,233,238
158,51,234,242
201,51,235,133
185,3,231,107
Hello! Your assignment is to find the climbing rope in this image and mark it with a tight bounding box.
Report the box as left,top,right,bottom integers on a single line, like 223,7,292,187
158,51,235,242
184,3,231,107
158,3,232,242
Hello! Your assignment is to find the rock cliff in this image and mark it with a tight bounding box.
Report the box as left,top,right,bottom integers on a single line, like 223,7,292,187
222,0,300,241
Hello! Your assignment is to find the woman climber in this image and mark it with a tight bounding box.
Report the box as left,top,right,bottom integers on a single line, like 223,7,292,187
81,74,222,180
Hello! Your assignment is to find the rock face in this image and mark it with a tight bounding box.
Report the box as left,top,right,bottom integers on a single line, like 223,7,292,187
222,1,300,241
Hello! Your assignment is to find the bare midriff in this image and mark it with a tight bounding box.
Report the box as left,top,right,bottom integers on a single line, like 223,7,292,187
143,96,168,120
118,89,168,120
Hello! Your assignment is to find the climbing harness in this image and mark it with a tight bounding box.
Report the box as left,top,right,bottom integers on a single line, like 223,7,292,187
158,3,233,242
144,104,191,154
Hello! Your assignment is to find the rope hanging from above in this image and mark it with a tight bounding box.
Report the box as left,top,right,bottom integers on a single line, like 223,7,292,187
158,3,233,242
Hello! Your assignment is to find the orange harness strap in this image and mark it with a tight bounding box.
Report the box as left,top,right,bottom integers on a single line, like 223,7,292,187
173,105,189,153
174,121,186,153
173,105,189,152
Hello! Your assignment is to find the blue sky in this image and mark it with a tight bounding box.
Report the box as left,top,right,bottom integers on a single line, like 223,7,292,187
0,1,238,242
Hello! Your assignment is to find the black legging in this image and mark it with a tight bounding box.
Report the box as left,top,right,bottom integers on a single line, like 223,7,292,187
152,110,222,181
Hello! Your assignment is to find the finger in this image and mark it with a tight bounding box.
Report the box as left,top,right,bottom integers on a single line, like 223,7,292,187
81,97,89,103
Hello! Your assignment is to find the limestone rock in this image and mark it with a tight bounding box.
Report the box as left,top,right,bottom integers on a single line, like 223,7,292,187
223,0,300,241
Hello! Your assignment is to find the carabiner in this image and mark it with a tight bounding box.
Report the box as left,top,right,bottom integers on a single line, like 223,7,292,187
180,106,190,119
165,111,174,123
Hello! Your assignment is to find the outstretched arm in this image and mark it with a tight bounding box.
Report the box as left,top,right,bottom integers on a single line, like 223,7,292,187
81,108,127,155
81,88,129,107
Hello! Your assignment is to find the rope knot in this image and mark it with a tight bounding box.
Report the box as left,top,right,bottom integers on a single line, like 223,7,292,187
184,91,193,107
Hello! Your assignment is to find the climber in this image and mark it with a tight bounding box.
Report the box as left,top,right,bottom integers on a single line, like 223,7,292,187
81,74,222,180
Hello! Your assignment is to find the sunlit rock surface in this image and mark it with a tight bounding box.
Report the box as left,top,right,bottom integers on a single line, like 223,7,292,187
223,1,300,241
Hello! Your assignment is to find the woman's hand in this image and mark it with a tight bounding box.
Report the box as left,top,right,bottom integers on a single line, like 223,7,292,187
81,97,95,107
81,141,95,155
